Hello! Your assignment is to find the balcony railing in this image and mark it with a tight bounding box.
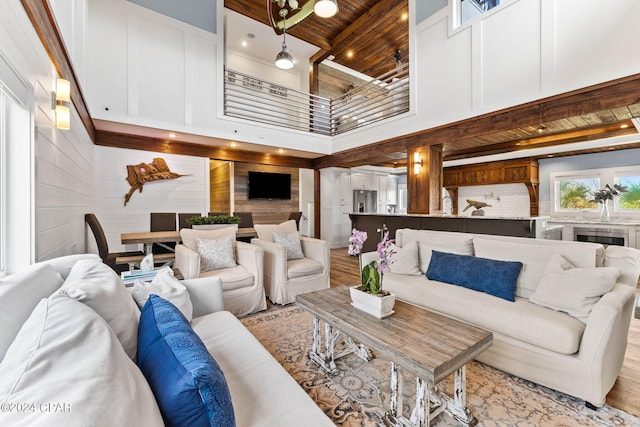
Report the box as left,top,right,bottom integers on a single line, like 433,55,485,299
223,63,409,136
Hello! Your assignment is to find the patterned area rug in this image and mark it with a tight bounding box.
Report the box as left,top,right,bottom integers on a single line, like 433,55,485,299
241,306,640,427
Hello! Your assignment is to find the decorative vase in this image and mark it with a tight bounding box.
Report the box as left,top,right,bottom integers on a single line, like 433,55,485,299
599,200,610,222
192,224,239,231
349,285,396,318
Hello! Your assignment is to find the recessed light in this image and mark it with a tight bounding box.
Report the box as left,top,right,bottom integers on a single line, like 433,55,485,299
168,133,177,138
229,142,238,148
346,50,354,59
241,41,248,47
401,12,408,21
247,33,255,39
277,148,285,154
620,123,629,129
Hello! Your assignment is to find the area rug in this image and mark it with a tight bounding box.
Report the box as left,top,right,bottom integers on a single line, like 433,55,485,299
241,306,640,427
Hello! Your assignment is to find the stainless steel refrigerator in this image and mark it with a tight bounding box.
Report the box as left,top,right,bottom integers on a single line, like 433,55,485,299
353,190,378,213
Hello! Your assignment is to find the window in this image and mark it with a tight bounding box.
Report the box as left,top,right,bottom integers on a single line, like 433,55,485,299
552,172,600,214
551,167,640,217
616,172,640,212
454,0,503,28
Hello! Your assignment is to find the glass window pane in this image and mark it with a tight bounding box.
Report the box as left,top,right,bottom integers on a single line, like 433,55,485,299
556,178,599,210
618,175,640,210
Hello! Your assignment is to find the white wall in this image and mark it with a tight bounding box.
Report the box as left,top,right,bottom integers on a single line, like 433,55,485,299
458,184,531,218
0,0,95,270
94,146,209,253
332,0,640,153
85,0,330,155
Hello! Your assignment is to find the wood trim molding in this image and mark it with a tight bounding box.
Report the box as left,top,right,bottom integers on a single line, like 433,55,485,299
315,73,640,168
95,130,315,168
20,0,96,141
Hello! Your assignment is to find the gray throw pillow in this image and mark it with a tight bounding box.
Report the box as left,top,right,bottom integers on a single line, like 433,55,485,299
195,235,236,272
273,231,305,260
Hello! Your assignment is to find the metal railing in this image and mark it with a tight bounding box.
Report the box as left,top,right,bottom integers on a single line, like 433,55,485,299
223,63,409,136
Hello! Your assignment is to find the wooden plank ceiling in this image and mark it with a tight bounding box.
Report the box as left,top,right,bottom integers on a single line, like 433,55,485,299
225,0,409,79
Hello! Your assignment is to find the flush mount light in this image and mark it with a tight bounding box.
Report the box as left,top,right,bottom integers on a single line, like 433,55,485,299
314,0,338,18
51,78,71,130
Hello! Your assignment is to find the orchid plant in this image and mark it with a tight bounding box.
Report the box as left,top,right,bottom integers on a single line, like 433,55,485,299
348,228,368,256
360,230,396,295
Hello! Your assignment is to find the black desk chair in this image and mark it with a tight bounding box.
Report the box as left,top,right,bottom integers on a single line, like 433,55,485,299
85,213,143,274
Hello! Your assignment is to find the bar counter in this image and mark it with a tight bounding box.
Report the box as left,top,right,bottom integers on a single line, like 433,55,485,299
349,212,549,252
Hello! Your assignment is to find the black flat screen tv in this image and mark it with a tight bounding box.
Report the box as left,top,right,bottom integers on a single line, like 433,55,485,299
248,171,291,200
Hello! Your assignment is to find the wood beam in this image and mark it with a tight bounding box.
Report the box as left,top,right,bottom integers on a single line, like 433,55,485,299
95,130,314,169
20,0,96,141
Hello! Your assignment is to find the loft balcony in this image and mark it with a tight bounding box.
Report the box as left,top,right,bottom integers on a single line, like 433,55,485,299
223,63,409,136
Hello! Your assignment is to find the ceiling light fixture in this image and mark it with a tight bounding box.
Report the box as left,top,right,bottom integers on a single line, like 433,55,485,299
275,9,294,70
314,0,338,18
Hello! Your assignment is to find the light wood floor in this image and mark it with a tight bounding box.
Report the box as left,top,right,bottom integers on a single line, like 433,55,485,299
329,248,640,417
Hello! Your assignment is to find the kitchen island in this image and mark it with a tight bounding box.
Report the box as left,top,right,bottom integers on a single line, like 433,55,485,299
349,213,550,252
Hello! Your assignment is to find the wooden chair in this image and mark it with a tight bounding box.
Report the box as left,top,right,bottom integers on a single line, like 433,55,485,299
178,213,201,230
150,212,177,253
288,211,303,230
233,212,254,228
85,213,143,274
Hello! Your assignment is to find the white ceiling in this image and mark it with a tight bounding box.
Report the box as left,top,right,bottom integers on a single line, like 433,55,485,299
224,9,319,73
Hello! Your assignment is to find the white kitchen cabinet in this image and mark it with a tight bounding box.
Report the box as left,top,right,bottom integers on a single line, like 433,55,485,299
387,175,398,205
339,173,351,202
351,172,375,190
377,176,388,213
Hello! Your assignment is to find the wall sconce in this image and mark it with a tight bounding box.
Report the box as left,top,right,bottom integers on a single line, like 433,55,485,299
52,78,71,130
413,151,423,175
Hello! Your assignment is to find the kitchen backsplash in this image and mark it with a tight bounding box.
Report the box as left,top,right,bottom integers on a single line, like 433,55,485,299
456,184,531,218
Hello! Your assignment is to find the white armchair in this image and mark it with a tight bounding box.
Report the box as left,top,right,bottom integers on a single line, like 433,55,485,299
175,227,266,317
252,220,330,305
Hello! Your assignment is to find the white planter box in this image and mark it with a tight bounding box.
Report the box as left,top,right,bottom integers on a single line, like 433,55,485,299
192,224,239,231
349,285,395,318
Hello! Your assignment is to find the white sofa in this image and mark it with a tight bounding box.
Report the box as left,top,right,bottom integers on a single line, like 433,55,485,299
0,255,333,426
362,228,640,408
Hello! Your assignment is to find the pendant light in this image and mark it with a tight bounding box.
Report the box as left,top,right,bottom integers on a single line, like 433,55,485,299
275,9,294,70
314,0,338,18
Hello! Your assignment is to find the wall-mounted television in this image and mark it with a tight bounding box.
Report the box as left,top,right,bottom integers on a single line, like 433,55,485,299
248,171,291,200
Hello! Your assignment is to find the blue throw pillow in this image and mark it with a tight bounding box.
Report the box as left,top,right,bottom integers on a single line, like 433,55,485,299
426,250,522,302
137,294,235,427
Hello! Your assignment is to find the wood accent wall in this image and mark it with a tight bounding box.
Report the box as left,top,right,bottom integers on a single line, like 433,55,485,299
233,163,299,225
210,161,231,214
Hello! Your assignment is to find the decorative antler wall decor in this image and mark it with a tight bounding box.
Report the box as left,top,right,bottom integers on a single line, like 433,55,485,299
124,158,188,206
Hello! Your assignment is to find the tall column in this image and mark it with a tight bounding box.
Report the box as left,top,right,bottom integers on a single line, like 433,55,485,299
407,144,443,214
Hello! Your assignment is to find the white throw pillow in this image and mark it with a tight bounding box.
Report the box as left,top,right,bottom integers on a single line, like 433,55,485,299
389,241,422,275
195,235,237,271
530,254,620,323
181,277,224,318
254,220,297,242
129,267,194,321
59,259,140,359
273,231,305,260
0,263,64,362
0,294,163,426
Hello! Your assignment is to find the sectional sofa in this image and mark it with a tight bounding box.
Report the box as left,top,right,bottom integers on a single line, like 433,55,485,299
361,228,640,408
0,254,333,426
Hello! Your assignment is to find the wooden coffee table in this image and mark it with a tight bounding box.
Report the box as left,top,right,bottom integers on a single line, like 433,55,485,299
296,286,493,427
